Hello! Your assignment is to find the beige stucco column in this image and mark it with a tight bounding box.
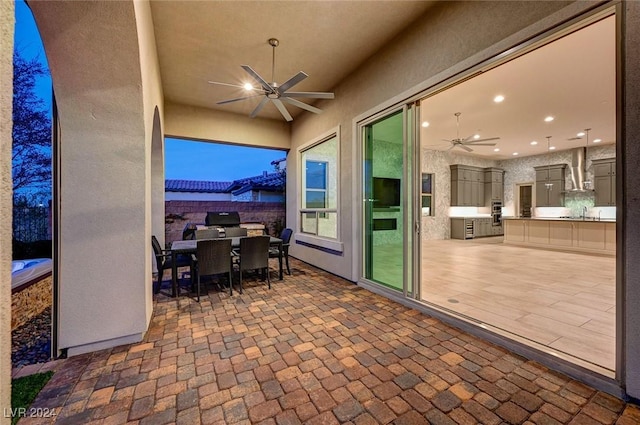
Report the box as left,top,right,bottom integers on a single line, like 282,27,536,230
0,0,15,419
29,0,157,355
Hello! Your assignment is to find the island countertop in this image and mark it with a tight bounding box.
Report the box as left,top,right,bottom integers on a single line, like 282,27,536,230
502,216,616,223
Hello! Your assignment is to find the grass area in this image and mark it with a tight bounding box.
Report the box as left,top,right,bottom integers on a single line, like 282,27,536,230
11,371,54,425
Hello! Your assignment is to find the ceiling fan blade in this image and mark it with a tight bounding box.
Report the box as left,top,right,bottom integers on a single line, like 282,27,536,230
208,81,244,89
281,91,335,99
277,71,308,93
466,137,500,143
272,99,293,122
217,94,262,105
249,97,270,118
280,97,323,114
567,136,583,141
459,145,473,152
464,142,496,146
241,65,274,92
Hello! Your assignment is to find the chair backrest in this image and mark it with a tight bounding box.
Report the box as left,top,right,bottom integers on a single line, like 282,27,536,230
224,227,248,237
151,235,163,256
280,228,293,245
195,228,219,240
197,239,232,276
239,236,270,271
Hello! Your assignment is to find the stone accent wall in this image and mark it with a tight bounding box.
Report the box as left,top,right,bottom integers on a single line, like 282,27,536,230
12,275,52,331
165,201,286,243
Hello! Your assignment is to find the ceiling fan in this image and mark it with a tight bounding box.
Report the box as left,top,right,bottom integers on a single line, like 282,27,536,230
443,112,500,152
208,38,335,122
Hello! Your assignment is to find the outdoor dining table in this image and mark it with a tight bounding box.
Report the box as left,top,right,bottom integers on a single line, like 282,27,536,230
169,236,283,297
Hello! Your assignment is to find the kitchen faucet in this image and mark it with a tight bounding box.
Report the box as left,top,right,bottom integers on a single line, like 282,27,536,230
598,210,602,221
582,206,588,220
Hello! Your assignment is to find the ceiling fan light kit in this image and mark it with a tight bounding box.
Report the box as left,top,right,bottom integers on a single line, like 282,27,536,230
209,38,335,122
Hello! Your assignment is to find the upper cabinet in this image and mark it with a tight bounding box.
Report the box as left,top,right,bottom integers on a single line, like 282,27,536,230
593,158,616,206
484,167,504,203
534,164,566,207
450,165,503,206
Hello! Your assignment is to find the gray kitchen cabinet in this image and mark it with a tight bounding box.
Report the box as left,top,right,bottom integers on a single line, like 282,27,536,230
593,158,616,206
451,217,499,239
451,165,484,206
484,167,504,203
534,164,566,207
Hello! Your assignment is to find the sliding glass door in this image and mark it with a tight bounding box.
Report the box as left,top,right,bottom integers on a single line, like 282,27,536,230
362,107,417,295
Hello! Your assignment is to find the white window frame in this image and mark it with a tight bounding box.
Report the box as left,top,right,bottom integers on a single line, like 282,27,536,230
298,126,340,241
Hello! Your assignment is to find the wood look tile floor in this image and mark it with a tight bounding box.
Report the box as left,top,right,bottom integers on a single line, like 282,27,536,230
420,237,616,372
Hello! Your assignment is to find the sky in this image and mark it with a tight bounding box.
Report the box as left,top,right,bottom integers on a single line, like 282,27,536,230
14,0,286,185
165,138,286,181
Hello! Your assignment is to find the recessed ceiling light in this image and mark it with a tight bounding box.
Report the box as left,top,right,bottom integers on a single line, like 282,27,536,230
493,148,500,152
473,134,480,139
243,83,254,91
422,121,430,128
593,138,602,143
494,95,505,103
530,141,538,145
512,152,519,156
549,146,556,150
577,132,585,137
544,116,554,122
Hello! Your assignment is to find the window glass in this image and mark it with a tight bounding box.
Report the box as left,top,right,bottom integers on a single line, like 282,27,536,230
300,135,338,238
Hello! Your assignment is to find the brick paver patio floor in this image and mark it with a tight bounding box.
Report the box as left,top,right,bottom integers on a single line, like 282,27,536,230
18,258,640,424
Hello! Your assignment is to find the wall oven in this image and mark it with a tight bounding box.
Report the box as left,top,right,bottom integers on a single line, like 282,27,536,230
492,201,502,226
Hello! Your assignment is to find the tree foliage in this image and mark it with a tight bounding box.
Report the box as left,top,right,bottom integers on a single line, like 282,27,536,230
12,50,51,195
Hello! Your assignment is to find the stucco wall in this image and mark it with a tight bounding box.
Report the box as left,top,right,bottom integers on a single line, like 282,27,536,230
134,0,165,331
0,0,14,418
164,101,290,151
29,1,151,355
288,1,579,281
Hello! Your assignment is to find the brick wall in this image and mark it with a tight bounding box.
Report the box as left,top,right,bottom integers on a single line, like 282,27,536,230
165,200,286,243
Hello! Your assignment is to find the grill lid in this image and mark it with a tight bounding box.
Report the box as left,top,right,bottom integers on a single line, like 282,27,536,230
205,211,241,227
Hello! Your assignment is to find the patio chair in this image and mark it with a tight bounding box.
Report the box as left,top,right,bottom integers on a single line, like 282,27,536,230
152,235,193,294
194,238,234,301
238,235,271,293
195,228,219,239
269,228,292,275
224,227,248,237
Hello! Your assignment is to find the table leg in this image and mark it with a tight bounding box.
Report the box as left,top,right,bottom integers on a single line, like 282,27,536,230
279,242,283,280
171,251,178,297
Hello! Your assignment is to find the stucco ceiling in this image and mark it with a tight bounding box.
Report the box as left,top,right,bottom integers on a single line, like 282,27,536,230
150,1,436,121
150,2,615,160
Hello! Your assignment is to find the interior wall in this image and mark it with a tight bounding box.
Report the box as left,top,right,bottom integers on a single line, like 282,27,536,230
289,1,580,281
29,0,151,354
164,101,290,150
0,0,15,415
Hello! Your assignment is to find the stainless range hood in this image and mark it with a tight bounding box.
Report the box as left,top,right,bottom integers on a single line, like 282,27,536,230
567,147,594,192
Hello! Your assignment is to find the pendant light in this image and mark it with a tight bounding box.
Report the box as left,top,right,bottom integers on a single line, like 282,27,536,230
545,136,553,190
583,128,592,189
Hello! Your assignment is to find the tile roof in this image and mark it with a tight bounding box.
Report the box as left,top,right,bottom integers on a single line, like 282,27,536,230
228,172,285,195
165,179,232,193
165,172,285,195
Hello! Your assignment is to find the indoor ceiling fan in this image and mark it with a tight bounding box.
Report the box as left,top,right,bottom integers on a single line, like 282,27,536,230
208,38,335,122
443,112,500,152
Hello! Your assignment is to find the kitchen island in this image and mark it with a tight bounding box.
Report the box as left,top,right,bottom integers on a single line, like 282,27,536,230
503,217,615,255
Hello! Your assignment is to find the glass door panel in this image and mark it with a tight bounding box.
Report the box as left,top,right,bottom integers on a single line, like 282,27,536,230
363,110,405,291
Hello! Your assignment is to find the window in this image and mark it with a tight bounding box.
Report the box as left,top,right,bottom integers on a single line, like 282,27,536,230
305,161,327,208
421,173,434,216
300,133,338,238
